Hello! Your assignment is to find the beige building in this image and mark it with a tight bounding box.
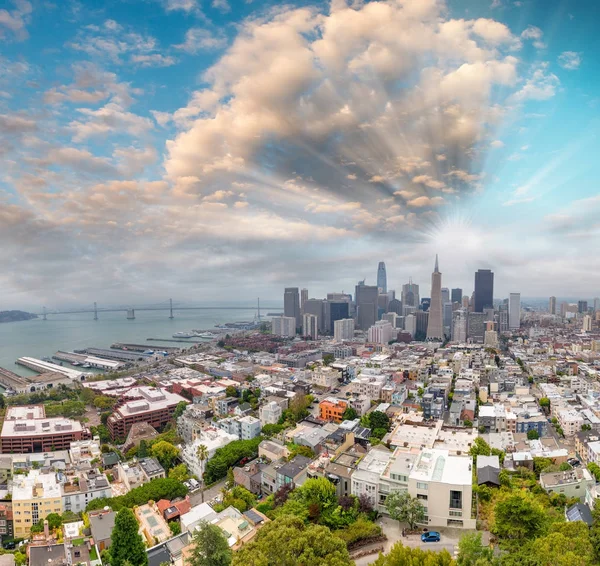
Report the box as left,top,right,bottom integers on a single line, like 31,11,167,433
309,367,341,390
12,470,62,538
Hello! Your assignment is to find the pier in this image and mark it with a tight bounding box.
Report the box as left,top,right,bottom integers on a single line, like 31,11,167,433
16,357,85,381
111,343,182,353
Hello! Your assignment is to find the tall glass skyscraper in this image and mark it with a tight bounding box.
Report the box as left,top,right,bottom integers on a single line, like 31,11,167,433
474,269,494,313
377,262,387,293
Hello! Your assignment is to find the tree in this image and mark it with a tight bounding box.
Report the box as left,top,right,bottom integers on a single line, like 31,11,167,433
94,395,116,410
150,440,179,471
385,491,425,531
527,429,540,440
197,443,209,503
188,521,232,566
457,532,493,566
492,491,548,543
173,401,188,420
225,386,239,398
582,423,592,431
110,508,148,566
138,439,149,459
168,463,189,482
463,419,473,428
323,353,335,366
342,407,357,421
169,520,181,536
232,515,353,566
539,397,550,409
368,411,390,431
591,503,600,563
469,437,491,464
372,542,454,566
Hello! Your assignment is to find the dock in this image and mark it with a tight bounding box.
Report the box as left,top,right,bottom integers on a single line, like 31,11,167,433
0,367,30,392
16,357,85,381
53,350,124,371
146,338,204,344
111,343,182,353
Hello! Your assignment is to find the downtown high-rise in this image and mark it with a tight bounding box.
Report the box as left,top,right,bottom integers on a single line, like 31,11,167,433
377,262,387,293
426,255,443,340
284,287,301,329
474,269,494,312
509,293,521,330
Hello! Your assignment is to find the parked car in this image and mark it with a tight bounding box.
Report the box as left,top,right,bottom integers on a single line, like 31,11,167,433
421,531,441,543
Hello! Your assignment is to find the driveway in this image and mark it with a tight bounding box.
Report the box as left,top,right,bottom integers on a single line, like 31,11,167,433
189,478,227,506
353,516,489,565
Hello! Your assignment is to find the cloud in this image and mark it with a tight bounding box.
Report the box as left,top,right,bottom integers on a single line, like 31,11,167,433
174,28,227,53
521,25,545,49
0,113,37,133
211,0,230,13
558,51,582,70
490,140,504,148
165,0,198,12
502,196,535,206
412,175,446,190
0,0,32,41
511,63,559,102
69,19,173,68
407,196,445,208
69,102,154,141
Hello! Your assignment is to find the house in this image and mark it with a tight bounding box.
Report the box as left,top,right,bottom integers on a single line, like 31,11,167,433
180,503,217,533
258,440,289,462
88,509,116,551
566,502,594,527
276,455,311,489
147,532,190,566
139,457,166,481
540,468,594,501
233,461,265,495
135,503,172,545
476,455,501,487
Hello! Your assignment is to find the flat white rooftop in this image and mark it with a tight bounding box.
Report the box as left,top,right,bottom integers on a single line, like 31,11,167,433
409,448,473,486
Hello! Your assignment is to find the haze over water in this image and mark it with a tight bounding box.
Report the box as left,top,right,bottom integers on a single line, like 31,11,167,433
0,307,267,377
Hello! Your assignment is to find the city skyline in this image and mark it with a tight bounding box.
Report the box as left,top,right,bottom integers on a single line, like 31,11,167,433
2,0,600,306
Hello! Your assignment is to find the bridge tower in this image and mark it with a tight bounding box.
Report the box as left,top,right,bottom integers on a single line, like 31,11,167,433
127,308,135,320
42,306,47,321
169,298,174,319
93,302,98,320
257,297,261,321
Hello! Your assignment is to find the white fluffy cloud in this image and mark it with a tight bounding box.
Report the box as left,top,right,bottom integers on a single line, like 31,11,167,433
558,51,582,70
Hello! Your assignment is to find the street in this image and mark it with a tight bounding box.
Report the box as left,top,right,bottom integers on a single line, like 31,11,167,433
189,478,227,506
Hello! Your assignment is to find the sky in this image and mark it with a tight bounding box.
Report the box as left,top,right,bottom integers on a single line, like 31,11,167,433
1,0,599,309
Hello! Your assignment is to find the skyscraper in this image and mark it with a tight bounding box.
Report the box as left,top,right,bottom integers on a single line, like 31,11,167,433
328,300,350,334
583,315,593,332
426,255,443,340
451,288,463,305
377,262,387,293
509,293,521,330
594,298,600,312
401,279,420,309
443,302,453,333
301,288,308,313
474,269,494,312
441,288,450,305
549,296,557,315
452,309,467,343
304,298,327,333
578,300,588,314
303,313,318,340
355,281,378,330
334,318,355,341
284,287,301,330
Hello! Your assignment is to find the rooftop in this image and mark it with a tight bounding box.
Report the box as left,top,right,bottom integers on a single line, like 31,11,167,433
409,449,473,486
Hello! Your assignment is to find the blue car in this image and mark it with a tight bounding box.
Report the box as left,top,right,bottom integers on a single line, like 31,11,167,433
421,531,441,543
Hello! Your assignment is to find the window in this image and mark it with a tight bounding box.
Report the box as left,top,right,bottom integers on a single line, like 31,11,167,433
450,490,462,509
449,510,462,517
417,494,428,501
417,482,428,490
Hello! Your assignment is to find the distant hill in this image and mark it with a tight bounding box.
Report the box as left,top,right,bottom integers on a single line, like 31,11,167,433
0,310,38,323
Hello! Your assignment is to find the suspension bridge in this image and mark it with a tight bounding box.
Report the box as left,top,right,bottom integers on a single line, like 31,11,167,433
36,298,282,320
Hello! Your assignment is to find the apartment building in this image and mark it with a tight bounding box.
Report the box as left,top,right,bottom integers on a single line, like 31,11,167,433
309,367,342,390
558,409,585,437
12,470,62,538
181,428,239,479
62,470,112,514
107,387,189,441
217,416,261,440
259,401,282,427
319,398,348,423
0,405,90,454
350,375,386,402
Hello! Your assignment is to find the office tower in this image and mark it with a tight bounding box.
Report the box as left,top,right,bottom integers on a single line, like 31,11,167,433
368,321,394,344
416,311,429,336
272,316,296,338
377,293,391,314
467,312,486,342
328,300,350,334
334,318,355,341
421,298,431,312
451,288,462,305
578,300,588,314
509,293,521,330
382,312,398,328
304,298,327,333
387,298,402,315
452,309,467,343
441,288,450,305
401,279,420,308
284,287,301,329
583,315,593,332
474,269,494,312
377,262,387,293
301,289,308,313
303,313,318,339
462,296,470,309
549,296,557,315
484,329,499,347
498,303,508,333
405,314,417,337
425,256,443,340
443,302,453,333
355,281,378,330
594,298,600,312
